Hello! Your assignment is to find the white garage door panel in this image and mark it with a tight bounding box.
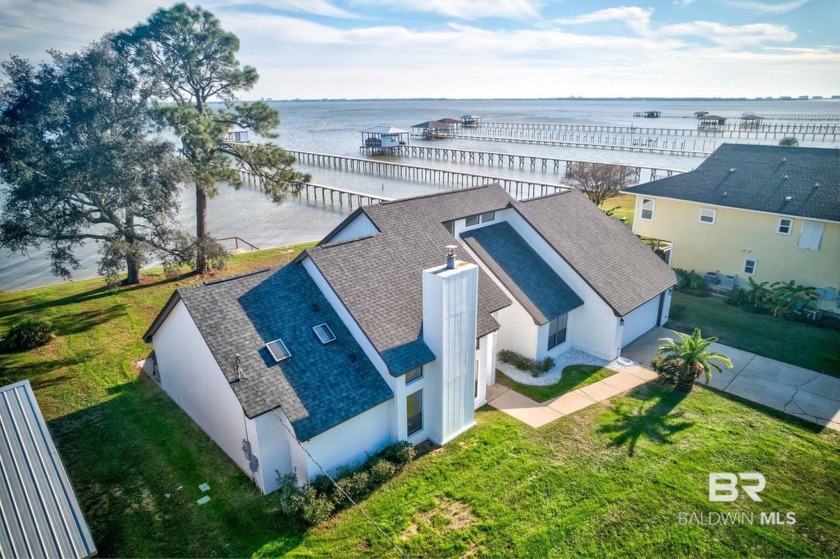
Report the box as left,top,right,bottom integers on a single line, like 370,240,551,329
622,295,660,347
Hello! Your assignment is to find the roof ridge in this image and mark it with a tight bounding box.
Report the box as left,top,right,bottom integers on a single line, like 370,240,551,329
516,188,572,203
377,183,503,205
319,233,379,249
179,267,275,292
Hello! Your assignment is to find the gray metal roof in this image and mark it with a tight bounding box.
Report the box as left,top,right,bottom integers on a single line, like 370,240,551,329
147,265,393,440
462,222,584,325
625,144,840,222
0,380,96,559
306,185,514,376
513,189,676,316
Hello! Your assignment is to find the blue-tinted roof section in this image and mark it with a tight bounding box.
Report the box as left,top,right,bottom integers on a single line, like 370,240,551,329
171,264,393,440
462,222,584,325
380,339,436,377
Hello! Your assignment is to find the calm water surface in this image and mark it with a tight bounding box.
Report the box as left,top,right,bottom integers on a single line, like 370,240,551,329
2,98,837,291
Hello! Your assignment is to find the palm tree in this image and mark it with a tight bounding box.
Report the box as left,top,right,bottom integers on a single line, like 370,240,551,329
778,136,799,147
655,329,733,391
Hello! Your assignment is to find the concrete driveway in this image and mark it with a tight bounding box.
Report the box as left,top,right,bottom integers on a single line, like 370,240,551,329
622,327,840,432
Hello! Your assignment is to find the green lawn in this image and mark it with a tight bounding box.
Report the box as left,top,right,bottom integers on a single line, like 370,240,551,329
666,291,840,376
1,248,839,557
603,193,636,226
496,365,615,402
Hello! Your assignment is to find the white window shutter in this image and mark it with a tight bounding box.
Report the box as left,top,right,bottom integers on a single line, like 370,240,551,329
798,221,824,250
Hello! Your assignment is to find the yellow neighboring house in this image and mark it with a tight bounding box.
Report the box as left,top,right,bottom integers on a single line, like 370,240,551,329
625,143,839,312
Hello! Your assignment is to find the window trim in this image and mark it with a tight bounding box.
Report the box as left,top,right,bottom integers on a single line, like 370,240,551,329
266,339,291,362
312,323,336,344
405,366,423,385
464,215,480,227
743,258,757,276
640,198,655,221
547,314,568,351
698,208,716,225
480,211,495,223
777,217,792,236
406,390,423,436
798,220,824,250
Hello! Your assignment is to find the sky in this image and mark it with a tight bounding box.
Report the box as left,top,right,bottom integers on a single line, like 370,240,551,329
1,0,838,99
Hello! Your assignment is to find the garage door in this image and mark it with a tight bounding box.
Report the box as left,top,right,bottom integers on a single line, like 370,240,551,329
621,295,661,347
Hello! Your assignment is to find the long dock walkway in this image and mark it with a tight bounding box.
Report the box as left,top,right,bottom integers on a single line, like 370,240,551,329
288,150,568,199
237,169,392,208
449,133,711,157
472,121,839,142
393,145,683,184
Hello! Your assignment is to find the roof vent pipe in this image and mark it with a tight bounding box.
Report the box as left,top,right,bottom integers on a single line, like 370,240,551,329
445,245,458,270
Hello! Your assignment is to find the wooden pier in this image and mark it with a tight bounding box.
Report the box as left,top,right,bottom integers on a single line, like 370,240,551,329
470,121,839,142
288,150,569,199
392,145,682,184
448,133,712,157
237,169,392,208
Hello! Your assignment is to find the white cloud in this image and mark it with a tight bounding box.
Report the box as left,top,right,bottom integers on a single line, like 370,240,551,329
727,0,808,14
353,0,542,20
660,21,797,46
555,7,654,36
673,0,697,7
220,0,362,19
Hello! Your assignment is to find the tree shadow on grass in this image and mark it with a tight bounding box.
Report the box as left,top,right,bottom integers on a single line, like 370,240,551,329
598,386,694,456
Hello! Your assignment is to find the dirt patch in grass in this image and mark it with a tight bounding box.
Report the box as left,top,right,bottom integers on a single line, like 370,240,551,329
401,497,477,540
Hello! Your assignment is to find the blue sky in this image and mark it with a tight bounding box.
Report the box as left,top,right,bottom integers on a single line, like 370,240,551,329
1,0,838,98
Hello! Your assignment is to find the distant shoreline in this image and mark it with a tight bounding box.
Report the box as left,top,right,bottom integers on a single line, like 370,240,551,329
234,97,840,103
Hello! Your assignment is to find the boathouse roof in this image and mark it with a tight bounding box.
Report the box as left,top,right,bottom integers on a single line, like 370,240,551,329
361,126,408,134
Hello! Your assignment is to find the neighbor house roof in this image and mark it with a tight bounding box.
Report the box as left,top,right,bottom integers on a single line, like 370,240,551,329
462,222,584,324
0,380,97,559
144,265,392,440
625,144,840,222
513,189,676,316
305,185,514,376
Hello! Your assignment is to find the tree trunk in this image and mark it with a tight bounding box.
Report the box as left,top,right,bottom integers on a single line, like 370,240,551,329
195,183,209,274
124,212,141,285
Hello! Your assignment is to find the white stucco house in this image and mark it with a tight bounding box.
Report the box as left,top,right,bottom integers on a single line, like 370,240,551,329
144,184,675,494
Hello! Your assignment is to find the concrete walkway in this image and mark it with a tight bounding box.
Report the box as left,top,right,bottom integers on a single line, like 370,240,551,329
623,327,840,432
486,365,657,428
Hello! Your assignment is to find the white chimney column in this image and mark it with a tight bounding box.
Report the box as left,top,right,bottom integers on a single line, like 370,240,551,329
421,249,479,445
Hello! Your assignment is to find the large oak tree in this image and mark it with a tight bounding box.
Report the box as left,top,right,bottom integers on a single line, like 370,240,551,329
565,162,634,207
0,40,186,285
116,3,310,274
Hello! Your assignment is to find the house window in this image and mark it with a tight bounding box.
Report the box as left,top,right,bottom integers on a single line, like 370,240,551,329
406,390,423,435
312,323,336,344
266,339,291,362
798,221,824,250
547,314,567,350
480,211,495,223
698,208,716,225
743,259,757,276
640,198,655,221
777,218,792,235
465,215,480,227
405,367,422,384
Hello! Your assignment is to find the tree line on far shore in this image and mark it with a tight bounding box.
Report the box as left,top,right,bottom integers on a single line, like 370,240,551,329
0,3,310,285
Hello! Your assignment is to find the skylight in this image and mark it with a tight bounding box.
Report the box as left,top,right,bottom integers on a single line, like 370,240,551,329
266,339,291,362
313,323,336,344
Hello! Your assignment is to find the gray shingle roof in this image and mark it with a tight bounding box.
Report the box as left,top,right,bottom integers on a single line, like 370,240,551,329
625,144,840,222
513,189,676,316
462,222,584,324
154,265,393,441
306,185,514,376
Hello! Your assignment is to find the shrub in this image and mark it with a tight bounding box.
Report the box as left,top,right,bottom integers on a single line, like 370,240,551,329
294,485,334,525
726,287,749,307
381,440,415,469
369,459,397,485
498,349,556,377
674,268,705,292
336,470,371,501
275,473,302,517
534,356,555,374
3,317,55,350
746,278,775,311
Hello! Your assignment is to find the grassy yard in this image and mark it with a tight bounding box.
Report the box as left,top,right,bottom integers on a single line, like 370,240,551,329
666,291,840,376
1,248,839,557
603,193,636,226
496,365,614,402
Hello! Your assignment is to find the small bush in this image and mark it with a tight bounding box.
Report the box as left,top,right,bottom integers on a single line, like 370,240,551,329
498,349,556,377
275,473,302,517
726,287,749,307
369,459,397,485
294,486,334,525
3,317,55,350
336,470,371,501
381,440,415,469
674,268,705,292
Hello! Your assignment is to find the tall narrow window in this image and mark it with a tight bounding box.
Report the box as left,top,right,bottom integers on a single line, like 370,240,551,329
474,359,480,398
640,198,655,221
406,390,423,435
743,259,757,276
777,218,792,235
547,314,568,350
798,221,824,250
